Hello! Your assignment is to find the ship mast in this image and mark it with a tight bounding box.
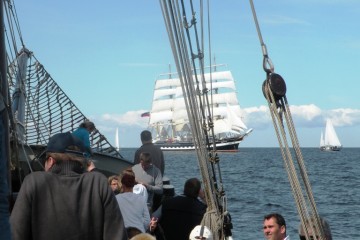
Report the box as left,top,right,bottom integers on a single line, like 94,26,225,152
0,0,11,238
159,1,233,238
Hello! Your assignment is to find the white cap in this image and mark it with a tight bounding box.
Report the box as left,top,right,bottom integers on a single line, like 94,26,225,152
189,225,213,240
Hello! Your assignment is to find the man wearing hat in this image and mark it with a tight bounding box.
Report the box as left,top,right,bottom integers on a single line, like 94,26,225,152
10,132,127,240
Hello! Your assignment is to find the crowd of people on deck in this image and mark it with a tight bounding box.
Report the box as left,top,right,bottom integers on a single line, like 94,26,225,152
8,122,333,240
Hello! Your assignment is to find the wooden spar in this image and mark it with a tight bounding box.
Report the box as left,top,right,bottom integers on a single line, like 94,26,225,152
0,0,12,238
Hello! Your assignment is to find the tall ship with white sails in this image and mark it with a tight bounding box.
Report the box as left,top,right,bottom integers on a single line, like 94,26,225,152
146,65,252,151
320,119,342,151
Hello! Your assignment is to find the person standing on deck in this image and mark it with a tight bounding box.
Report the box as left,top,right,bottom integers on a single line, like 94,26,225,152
263,213,290,240
134,130,165,176
155,178,207,240
10,132,127,240
115,170,157,238
132,152,163,212
72,120,95,156
108,175,121,194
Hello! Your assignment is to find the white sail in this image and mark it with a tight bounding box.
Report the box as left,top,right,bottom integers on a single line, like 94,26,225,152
320,119,342,151
153,88,177,100
324,119,341,146
154,78,180,89
227,103,248,131
149,110,173,125
115,127,120,151
320,131,324,147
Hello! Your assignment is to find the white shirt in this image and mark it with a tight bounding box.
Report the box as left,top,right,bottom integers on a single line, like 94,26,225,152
133,184,149,201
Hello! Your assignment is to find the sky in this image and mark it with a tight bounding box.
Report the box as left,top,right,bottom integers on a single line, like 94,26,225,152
13,0,360,148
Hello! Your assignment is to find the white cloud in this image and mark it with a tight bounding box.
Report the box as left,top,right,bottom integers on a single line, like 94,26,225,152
290,104,322,120
94,104,360,131
242,105,271,130
99,110,149,127
325,108,360,126
242,104,360,129
88,104,360,148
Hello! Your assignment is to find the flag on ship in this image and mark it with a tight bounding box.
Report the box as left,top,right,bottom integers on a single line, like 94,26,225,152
141,112,150,117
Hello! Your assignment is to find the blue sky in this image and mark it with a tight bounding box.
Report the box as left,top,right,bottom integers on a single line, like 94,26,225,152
14,0,360,148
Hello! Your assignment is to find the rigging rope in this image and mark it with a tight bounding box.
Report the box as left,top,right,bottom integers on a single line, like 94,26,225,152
4,0,125,179
159,0,232,239
249,1,326,239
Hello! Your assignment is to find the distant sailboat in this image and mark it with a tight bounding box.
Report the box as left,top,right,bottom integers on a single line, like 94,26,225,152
320,119,342,151
115,127,120,151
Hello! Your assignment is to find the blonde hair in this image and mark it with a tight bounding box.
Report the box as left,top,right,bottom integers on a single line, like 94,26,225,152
108,175,119,184
108,175,121,192
129,233,156,240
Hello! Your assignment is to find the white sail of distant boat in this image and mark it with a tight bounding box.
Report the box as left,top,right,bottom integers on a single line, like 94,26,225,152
320,119,342,151
320,131,324,147
115,127,120,151
148,65,252,151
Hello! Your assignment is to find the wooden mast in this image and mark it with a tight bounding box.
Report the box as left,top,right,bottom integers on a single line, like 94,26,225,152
0,0,12,238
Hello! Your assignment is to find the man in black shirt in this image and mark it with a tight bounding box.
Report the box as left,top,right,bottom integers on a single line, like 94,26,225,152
157,178,206,240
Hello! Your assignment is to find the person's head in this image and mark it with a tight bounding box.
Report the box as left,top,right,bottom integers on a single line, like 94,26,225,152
108,175,120,192
129,233,156,240
140,130,152,143
79,120,95,133
45,132,88,171
183,178,201,198
189,225,213,240
120,170,136,190
299,216,332,240
263,213,287,240
139,152,152,170
117,168,136,192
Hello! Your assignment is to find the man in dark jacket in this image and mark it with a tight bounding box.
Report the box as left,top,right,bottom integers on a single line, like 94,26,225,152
134,130,165,176
10,132,127,240
157,178,207,240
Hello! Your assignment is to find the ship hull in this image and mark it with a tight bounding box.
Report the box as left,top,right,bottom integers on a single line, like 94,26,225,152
320,145,342,152
14,143,133,179
154,138,242,151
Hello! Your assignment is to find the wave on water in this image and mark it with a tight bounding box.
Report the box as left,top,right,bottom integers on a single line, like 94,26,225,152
120,147,360,239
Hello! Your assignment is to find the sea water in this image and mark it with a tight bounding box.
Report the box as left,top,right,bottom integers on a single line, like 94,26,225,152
120,148,360,239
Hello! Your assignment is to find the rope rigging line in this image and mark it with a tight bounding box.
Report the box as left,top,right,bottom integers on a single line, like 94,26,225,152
249,1,326,239
3,0,125,180
159,0,232,239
